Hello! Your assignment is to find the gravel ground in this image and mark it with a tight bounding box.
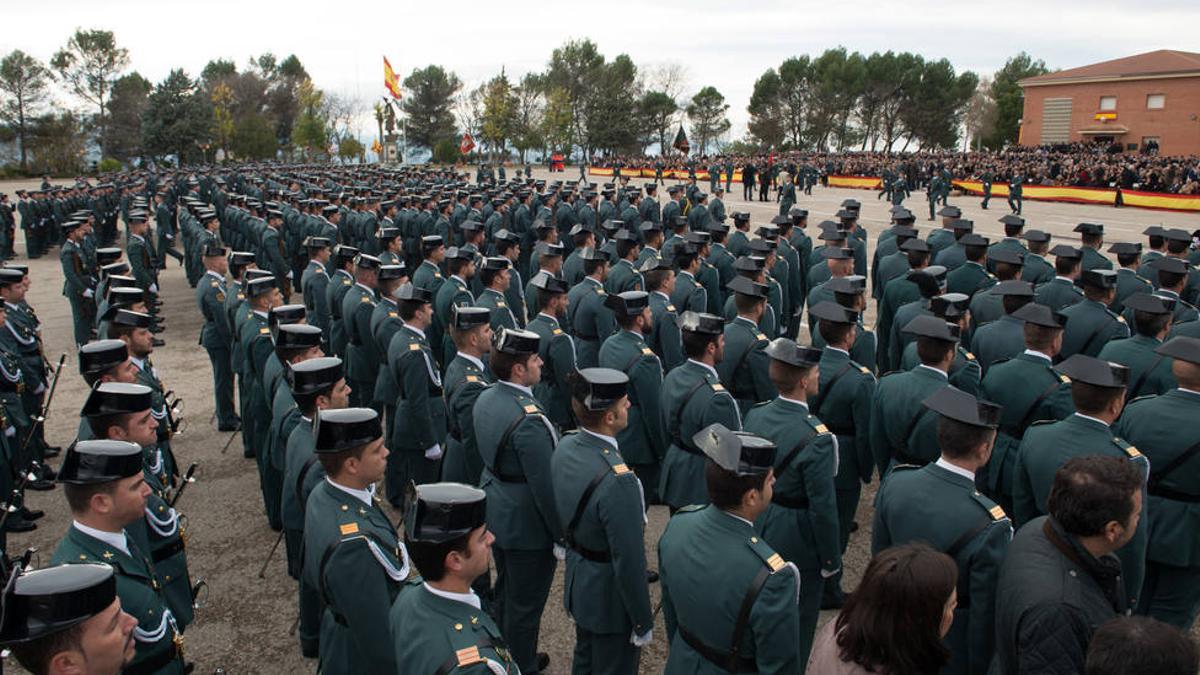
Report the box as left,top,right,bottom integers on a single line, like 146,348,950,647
2,172,1196,674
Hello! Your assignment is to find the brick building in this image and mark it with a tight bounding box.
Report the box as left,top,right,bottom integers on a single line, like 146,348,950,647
1019,50,1200,156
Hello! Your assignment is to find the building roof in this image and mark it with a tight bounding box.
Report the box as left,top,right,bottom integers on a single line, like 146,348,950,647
1021,50,1200,87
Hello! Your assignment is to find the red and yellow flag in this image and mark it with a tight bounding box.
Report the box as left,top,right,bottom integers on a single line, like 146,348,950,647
460,133,476,155
384,57,402,100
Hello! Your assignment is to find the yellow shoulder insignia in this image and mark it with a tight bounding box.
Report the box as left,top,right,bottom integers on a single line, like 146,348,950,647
523,404,540,414
595,288,606,295
1119,442,1142,459
215,292,225,302
613,463,631,475
642,347,654,355
552,328,563,335
259,327,270,335
361,295,371,303
1116,315,1126,323
466,375,478,383
765,553,785,572
711,383,725,392
408,343,422,351
210,281,218,287
754,332,767,341
666,304,676,311
1059,374,1070,383
388,311,398,318
455,646,483,667
989,505,1007,520
814,423,829,434
964,351,976,361
342,278,351,285
237,293,245,300
339,522,359,536
496,301,506,308
434,272,442,278
859,366,871,374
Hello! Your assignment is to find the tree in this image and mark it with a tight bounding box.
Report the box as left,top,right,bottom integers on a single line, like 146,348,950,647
480,71,519,162
401,65,462,151
963,77,998,151
106,72,151,163
291,78,329,160
323,92,366,141
27,112,89,175
777,56,812,149
211,82,235,159
456,84,485,154
0,50,52,170
337,136,364,163
686,86,730,156
512,73,545,163
747,68,784,149
141,69,212,165
541,86,573,155
898,59,977,149
544,39,605,158
265,54,309,153
200,59,237,86
584,55,640,156
637,91,678,154
985,53,1049,149
50,29,129,155
231,112,276,160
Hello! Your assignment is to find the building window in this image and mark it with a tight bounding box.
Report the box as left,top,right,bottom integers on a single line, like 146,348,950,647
1147,94,1166,110
1099,96,1117,111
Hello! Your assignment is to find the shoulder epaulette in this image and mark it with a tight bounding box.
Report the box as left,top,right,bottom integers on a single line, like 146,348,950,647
675,504,706,515
970,490,1009,521
1029,419,1056,427
1114,437,1143,459
962,350,976,361
1126,393,1155,405
747,535,786,572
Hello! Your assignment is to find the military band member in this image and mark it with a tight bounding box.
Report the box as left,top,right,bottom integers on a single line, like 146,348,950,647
391,482,518,674
384,283,446,508
527,273,576,431
551,369,653,674
281,357,349,658
658,423,801,674
872,387,1012,674
302,407,409,675
745,338,840,666
659,312,742,511
1012,354,1149,604
474,327,561,675
51,440,187,674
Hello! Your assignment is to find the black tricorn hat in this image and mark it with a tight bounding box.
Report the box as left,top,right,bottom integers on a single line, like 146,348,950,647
78,340,128,377
809,301,859,325
922,386,1002,429
693,423,775,476
451,305,491,331
0,563,117,644
289,356,344,396
763,338,822,368
493,327,540,355
57,439,144,485
1156,335,1200,365
569,367,629,411
394,283,432,303
1056,354,1128,388
105,308,152,329
676,311,723,336
902,315,960,342
81,382,152,417
930,293,971,319
268,304,307,333
604,291,650,318
245,275,277,298
1011,302,1065,328
378,264,407,281
530,272,568,295
313,407,383,453
274,323,323,350
404,482,487,544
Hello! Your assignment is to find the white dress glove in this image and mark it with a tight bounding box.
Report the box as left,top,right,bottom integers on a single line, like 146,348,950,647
631,628,653,647
553,543,566,561
82,288,94,298
149,283,158,293
424,443,443,460
820,567,841,579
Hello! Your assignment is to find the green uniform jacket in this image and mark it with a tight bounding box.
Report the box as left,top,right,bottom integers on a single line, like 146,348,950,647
977,351,1074,509
876,276,923,372
886,298,932,373
342,283,380,389
434,275,474,366
387,324,447,452
1013,413,1149,602
658,360,742,509
717,317,777,415
927,228,956,257
1033,277,1084,312
1059,298,1130,359
391,581,518,674
477,287,517,331
970,314,1025,374
869,365,949,473
1098,334,1176,399
648,291,685,371
134,489,194,633
326,269,355,359
282,418,323,534
899,343,982,395
302,479,408,675
474,381,563,550
746,398,840,573
658,505,801,674
812,347,876,488
967,285,1004,332
1116,389,1200,568
598,330,666,467
605,258,643,295
51,527,185,675
526,313,577,430
946,261,996,298
369,298,404,407
566,277,616,369
872,462,1012,674
551,430,653,634
128,234,158,289
442,354,492,484
1081,246,1113,273
1113,268,1153,314
670,271,707,315
302,261,331,338
1021,253,1055,286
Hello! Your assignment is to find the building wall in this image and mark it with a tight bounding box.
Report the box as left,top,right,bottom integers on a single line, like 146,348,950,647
1020,75,1200,155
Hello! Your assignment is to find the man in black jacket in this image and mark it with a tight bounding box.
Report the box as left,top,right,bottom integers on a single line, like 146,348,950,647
993,455,1143,675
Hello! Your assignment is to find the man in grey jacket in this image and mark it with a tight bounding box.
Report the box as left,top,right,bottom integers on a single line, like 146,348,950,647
993,455,1143,674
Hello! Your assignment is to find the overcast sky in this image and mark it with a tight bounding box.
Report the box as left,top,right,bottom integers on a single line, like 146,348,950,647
11,0,1199,143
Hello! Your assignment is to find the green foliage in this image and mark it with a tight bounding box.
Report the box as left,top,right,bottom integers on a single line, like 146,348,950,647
337,136,364,163
97,157,121,172
481,72,518,159
106,72,151,162
545,39,605,157
141,69,212,164
584,54,639,155
401,65,461,150
637,90,678,154
686,86,731,156
511,73,545,162
0,49,53,169
985,52,1049,149
290,78,329,159
200,59,237,86
431,137,459,164
747,69,784,149
27,111,89,175
540,86,573,155
211,82,235,157
231,112,276,160
50,29,129,155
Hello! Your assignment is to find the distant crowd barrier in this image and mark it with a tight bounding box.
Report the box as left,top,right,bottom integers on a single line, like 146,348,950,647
584,168,1200,213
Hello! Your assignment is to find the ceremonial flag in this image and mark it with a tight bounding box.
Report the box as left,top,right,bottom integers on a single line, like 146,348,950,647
371,139,383,155
672,125,690,155
383,57,403,100
460,133,476,155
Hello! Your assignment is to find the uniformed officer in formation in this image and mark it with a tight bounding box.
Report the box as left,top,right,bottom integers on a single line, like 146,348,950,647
1058,269,1129,359
1099,292,1177,398
718,277,776,415
527,272,577,430
872,386,1012,674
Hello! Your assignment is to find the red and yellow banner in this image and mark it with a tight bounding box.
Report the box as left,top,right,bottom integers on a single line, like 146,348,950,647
383,57,402,100
828,175,883,190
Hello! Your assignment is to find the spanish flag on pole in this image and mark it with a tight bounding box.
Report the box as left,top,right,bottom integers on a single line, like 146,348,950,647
383,57,402,100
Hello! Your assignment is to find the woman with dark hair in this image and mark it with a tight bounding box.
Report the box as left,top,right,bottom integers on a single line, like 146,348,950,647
807,543,958,675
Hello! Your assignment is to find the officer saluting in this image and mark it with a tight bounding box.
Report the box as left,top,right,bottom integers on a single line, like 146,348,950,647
552,368,653,673
302,407,409,675
51,440,187,675
0,563,139,675
391,483,518,674
658,423,801,674
872,387,1012,674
